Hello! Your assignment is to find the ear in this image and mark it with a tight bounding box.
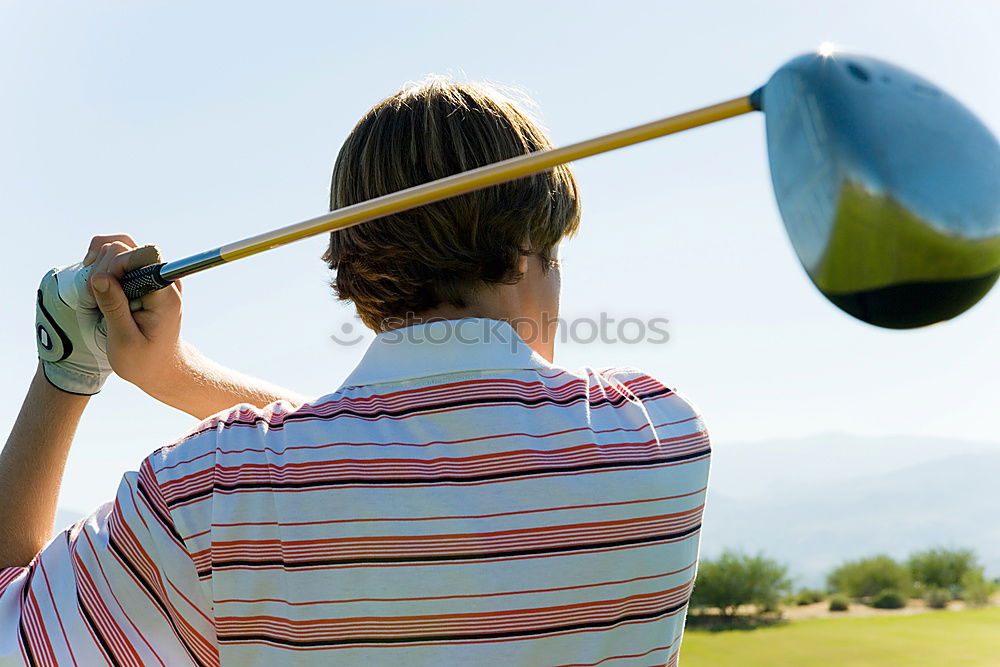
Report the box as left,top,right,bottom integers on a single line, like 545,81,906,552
516,253,530,277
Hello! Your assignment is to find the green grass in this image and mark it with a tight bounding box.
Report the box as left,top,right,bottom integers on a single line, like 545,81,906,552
681,607,1000,666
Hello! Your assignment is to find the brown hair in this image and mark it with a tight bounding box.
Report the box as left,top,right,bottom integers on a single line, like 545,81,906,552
323,77,580,331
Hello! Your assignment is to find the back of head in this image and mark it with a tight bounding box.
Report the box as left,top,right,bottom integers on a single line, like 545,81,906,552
324,77,580,331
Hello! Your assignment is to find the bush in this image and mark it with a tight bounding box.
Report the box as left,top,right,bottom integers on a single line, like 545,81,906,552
908,547,978,597
960,568,996,607
828,555,912,599
759,599,780,614
828,595,850,612
691,550,792,618
795,589,825,605
924,587,949,609
870,588,906,609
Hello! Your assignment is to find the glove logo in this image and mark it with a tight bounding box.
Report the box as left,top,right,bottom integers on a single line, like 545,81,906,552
35,264,114,395
35,287,73,363
37,325,53,351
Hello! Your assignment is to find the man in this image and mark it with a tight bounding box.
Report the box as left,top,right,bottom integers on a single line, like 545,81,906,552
1,78,710,665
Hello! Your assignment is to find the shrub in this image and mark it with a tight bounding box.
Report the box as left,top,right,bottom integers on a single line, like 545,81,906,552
780,593,799,607
795,589,825,605
908,547,978,597
828,595,850,612
691,550,792,618
759,599,780,614
924,587,949,609
828,555,912,599
960,568,996,607
870,588,906,609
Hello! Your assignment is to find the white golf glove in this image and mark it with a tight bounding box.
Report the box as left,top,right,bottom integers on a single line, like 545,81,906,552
35,263,110,395
35,245,161,395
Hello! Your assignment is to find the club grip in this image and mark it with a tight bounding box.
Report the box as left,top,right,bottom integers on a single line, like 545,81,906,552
121,262,173,299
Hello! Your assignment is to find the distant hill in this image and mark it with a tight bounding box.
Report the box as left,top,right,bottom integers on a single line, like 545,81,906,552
54,507,86,535
700,434,1000,587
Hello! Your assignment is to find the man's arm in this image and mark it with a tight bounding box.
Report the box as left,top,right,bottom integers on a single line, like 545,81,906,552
134,340,309,420
0,365,88,568
0,235,306,567
0,367,218,662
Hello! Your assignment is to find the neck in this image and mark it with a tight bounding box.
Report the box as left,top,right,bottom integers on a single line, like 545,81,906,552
390,302,556,362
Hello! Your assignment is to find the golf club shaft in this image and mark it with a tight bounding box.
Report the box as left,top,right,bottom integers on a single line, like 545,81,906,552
122,94,756,298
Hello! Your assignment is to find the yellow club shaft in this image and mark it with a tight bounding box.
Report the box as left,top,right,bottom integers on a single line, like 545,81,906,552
150,94,757,288
217,95,756,263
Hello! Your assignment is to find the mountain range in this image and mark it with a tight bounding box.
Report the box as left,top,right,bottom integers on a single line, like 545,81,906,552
700,433,1000,587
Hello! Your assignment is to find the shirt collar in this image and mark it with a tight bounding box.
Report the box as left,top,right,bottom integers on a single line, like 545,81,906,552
342,317,557,387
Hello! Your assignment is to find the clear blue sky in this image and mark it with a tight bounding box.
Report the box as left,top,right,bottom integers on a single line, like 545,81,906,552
2,0,998,514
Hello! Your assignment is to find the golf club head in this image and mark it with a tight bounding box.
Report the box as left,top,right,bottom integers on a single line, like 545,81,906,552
759,51,1000,328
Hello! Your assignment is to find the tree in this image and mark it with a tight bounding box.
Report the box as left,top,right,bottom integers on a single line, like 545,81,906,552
907,547,978,597
690,550,791,618
827,555,911,599
960,567,996,606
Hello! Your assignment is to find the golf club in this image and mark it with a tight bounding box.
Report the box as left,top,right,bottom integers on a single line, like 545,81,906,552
119,49,1000,329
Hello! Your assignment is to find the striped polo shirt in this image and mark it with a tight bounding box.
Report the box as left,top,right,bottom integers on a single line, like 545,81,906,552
0,318,710,666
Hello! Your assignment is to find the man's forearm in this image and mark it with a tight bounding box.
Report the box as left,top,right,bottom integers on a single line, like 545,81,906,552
0,365,89,568
141,342,309,420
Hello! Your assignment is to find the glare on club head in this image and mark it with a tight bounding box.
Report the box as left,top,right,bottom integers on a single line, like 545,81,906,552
818,41,838,57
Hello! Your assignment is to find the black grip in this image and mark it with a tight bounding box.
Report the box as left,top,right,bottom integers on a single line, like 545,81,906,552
121,262,173,299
